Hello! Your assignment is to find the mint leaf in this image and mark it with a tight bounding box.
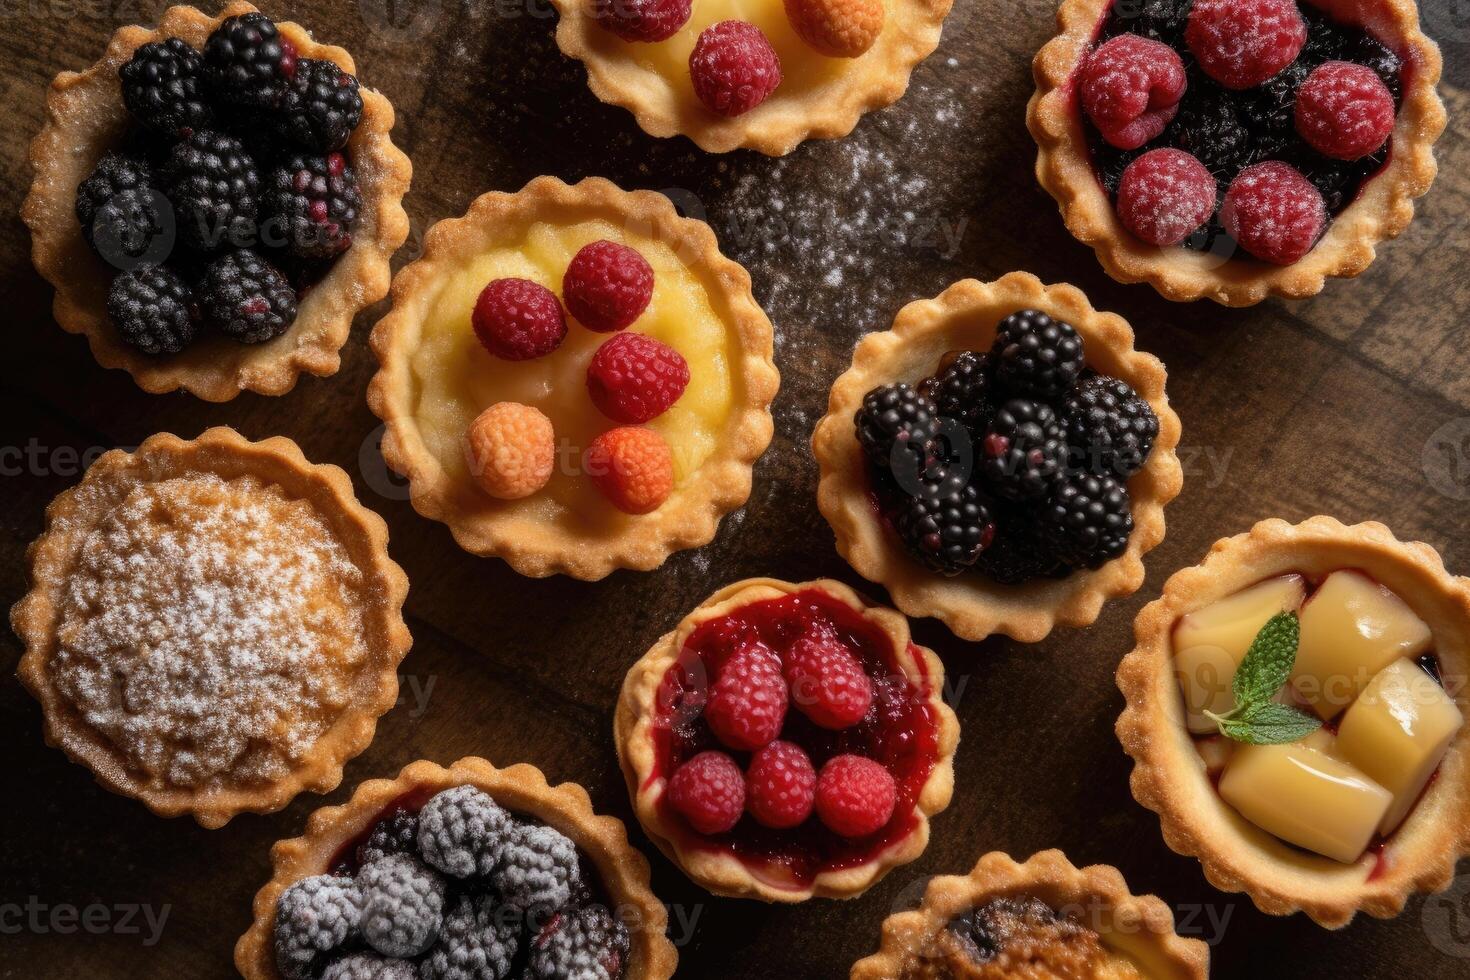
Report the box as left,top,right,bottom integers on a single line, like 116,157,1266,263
1218,701,1323,745
1231,611,1300,711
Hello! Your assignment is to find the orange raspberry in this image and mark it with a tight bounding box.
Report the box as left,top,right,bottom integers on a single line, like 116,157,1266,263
783,0,883,58
585,427,674,515
464,402,555,500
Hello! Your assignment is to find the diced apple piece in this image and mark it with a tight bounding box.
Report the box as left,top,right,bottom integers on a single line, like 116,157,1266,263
1173,575,1307,733
1336,658,1464,835
1218,739,1391,863
1290,571,1433,719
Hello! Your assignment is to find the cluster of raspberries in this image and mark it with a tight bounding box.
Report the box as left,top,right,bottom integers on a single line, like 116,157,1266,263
80,12,365,356
272,785,630,980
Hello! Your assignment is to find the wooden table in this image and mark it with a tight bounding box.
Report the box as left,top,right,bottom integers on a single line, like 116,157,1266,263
2,1,1468,976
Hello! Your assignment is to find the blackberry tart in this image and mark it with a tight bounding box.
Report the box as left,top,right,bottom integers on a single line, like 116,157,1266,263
1028,0,1445,305
23,2,410,400
813,273,1183,643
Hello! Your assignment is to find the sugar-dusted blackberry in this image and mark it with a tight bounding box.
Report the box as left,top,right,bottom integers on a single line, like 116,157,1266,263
527,905,632,980
196,250,298,343
1064,374,1160,478
120,38,214,135
203,11,297,111
990,309,1084,400
1039,471,1134,569
417,784,511,879
421,893,520,980
356,808,421,869
358,853,447,959
1169,82,1255,188
920,350,995,434
163,128,261,252
322,953,419,980
491,821,581,916
979,399,1068,501
855,383,941,481
275,58,363,152
107,265,198,355
263,151,361,260
893,475,995,576
75,152,167,264
274,875,363,980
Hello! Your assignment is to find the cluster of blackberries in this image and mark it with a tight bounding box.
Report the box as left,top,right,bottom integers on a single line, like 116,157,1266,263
79,13,364,355
854,310,1160,582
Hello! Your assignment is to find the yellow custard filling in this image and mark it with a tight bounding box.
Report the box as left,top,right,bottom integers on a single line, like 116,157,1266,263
410,218,736,532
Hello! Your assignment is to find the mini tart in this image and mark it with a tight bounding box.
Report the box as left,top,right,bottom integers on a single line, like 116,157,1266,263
615,577,959,902
11,427,412,829
550,0,953,155
851,850,1209,979
22,2,412,400
1027,0,1445,307
367,176,779,580
812,273,1183,643
235,756,678,979
1117,516,1470,928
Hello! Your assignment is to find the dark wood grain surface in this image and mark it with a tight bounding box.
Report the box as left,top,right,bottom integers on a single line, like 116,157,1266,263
3,0,1470,976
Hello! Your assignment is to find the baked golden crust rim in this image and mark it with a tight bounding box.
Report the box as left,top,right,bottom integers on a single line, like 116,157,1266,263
1026,0,1446,306
811,272,1183,643
1116,516,1470,928
366,175,779,581
10,426,412,829
233,756,679,979
22,1,413,400
614,576,959,902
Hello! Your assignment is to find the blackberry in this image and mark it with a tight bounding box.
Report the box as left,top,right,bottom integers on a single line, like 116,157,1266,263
322,953,419,980
275,58,363,152
1238,59,1311,143
417,785,511,879
979,399,1068,501
1108,0,1193,46
1354,35,1402,104
358,853,447,959
421,894,520,980
204,12,297,111
491,822,581,917
1170,83,1255,189
120,38,214,135
197,250,298,343
1039,471,1134,569
356,809,421,869
75,152,166,264
263,151,361,260
1064,374,1159,478
920,350,994,434
273,875,363,980
990,309,1084,400
163,128,261,252
893,476,995,576
107,265,198,355
527,905,632,980
946,898,1074,965
855,383,941,483
975,512,1071,585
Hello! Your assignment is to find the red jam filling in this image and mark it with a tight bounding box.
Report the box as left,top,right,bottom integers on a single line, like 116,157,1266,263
648,588,942,889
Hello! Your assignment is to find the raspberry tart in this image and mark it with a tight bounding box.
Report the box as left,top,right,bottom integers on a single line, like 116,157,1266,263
235,757,678,980
1028,0,1445,305
851,850,1209,979
615,577,958,902
813,273,1183,643
550,0,952,154
1117,516,1470,927
368,177,779,580
11,428,411,828
23,2,411,400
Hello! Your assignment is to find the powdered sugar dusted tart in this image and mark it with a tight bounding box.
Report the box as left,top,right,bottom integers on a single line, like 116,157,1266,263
235,757,678,979
851,850,1209,978
12,427,411,828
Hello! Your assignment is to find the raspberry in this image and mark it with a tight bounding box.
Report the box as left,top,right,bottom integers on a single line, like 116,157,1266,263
585,333,690,423
784,0,884,58
416,785,511,879
689,21,782,117
472,278,567,361
563,240,654,332
705,646,788,751
814,755,897,838
273,875,362,980
1295,61,1396,161
745,741,817,829
1116,148,1217,246
667,751,746,834
464,402,556,500
785,630,873,730
1079,34,1186,150
585,426,674,515
1186,0,1306,90
593,0,692,42
1221,161,1326,265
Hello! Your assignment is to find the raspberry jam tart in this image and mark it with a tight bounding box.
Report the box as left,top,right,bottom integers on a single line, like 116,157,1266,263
1029,0,1445,305
368,177,778,580
23,2,410,400
615,578,958,901
550,0,953,154
1118,517,1470,927
236,758,678,980
852,850,1209,979
814,273,1183,643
